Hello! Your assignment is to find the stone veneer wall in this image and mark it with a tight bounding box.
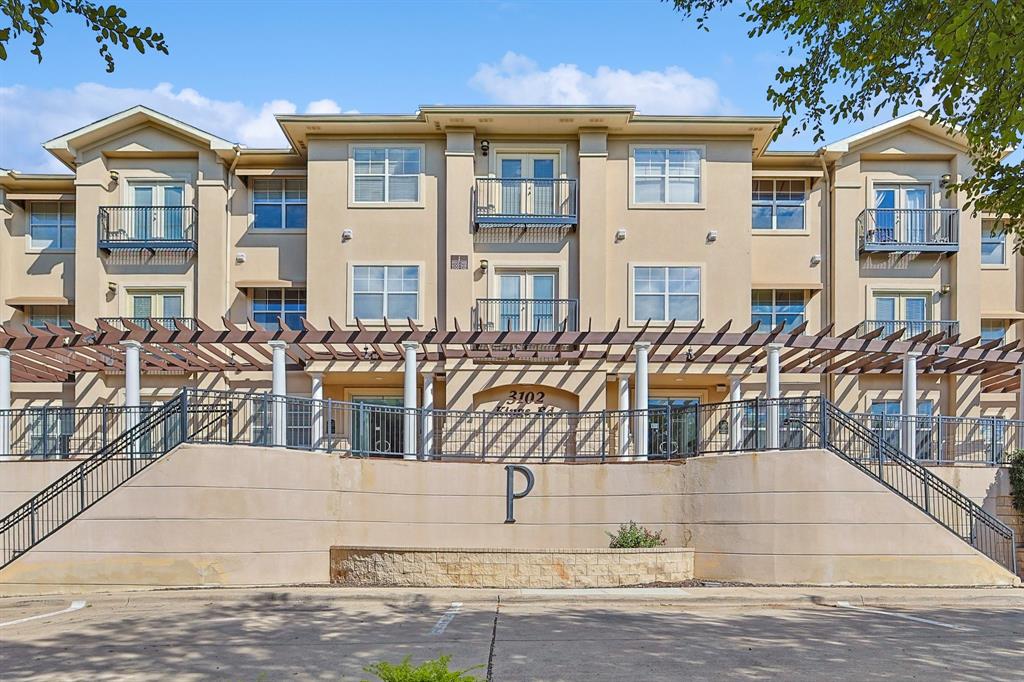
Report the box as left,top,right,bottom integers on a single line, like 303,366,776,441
330,547,695,588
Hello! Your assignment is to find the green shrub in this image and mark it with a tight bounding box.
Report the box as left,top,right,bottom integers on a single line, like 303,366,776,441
362,655,483,682
607,521,666,549
1008,449,1024,517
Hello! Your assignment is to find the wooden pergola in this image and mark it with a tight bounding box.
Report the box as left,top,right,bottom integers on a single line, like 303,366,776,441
1,317,1022,393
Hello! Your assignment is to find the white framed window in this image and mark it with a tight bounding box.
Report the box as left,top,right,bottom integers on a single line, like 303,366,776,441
751,290,805,331
631,266,701,323
752,180,806,230
252,288,306,330
631,146,702,205
252,178,307,229
352,265,420,321
29,201,75,250
28,305,74,329
981,320,1007,344
126,290,185,320
352,146,423,204
981,226,1006,266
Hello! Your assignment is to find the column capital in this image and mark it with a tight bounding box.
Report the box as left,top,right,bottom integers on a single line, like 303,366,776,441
904,350,922,358
119,340,142,350
634,341,652,351
767,342,784,350
401,340,420,351
0,348,10,357
268,340,288,350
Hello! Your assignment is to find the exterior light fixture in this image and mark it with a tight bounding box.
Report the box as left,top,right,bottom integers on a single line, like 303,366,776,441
235,252,247,264
109,170,119,184
940,284,952,295
341,228,353,242
107,281,117,293
810,254,822,266
480,259,489,271
615,228,627,242
480,139,490,156
706,230,718,242
940,173,952,188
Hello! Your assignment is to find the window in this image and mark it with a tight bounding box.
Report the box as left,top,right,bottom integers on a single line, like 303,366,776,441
633,147,701,204
252,178,307,229
352,265,419,320
751,290,805,331
29,201,75,250
981,226,1006,265
28,305,74,330
752,180,806,230
352,146,422,203
632,266,700,322
253,288,306,330
981,321,1007,345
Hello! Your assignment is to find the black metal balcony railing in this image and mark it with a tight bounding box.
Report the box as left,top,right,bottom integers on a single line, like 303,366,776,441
476,298,579,332
96,317,199,332
473,178,578,228
98,206,198,251
857,208,959,253
859,319,960,339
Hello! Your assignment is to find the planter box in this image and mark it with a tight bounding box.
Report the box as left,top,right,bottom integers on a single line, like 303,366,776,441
330,546,694,588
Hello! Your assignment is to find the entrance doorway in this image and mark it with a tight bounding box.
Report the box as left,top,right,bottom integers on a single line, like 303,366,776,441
648,397,700,459
352,396,405,457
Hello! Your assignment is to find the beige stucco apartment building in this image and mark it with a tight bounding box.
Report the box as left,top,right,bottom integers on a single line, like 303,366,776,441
1,105,1021,419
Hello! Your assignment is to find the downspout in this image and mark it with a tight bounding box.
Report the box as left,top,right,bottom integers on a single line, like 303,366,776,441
819,152,835,401
224,146,241,315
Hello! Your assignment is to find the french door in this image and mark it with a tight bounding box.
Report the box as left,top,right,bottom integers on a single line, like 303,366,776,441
873,184,929,242
874,292,929,335
130,183,185,240
496,271,558,331
496,153,558,215
129,290,185,327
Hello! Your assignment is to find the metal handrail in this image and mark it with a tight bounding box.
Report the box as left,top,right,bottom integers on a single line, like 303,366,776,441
856,208,959,252
97,206,198,250
475,298,579,332
96,317,199,331
473,177,578,227
858,319,960,338
849,412,1023,465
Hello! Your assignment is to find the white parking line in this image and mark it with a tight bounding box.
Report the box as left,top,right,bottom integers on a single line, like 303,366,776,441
0,600,87,628
429,602,463,636
835,601,972,631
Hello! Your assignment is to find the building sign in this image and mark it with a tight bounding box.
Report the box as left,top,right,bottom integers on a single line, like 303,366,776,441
449,255,469,270
495,388,553,414
504,464,534,524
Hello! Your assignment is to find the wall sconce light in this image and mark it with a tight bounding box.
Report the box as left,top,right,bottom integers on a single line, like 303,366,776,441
706,230,719,243
715,383,727,392
480,259,489,271
614,228,627,242
109,170,119,184
940,284,952,295
810,254,822,266
235,252,247,264
480,139,490,156
107,281,117,293
341,228,353,242
940,173,952,188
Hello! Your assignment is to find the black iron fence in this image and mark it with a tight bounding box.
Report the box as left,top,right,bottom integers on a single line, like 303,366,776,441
857,208,959,252
850,413,1023,465
97,206,198,250
475,298,579,332
0,404,167,459
857,319,960,339
97,317,199,331
473,178,578,227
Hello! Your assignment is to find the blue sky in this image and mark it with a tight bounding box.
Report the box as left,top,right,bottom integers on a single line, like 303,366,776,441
3,0,879,172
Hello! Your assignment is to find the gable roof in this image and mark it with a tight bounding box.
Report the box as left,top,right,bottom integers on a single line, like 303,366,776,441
43,105,238,169
821,110,969,154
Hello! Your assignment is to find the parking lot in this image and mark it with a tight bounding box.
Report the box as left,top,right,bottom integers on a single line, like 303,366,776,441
1,587,1022,680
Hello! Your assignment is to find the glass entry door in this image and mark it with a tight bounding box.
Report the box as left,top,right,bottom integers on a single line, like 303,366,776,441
873,184,929,242
496,271,558,331
648,397,700,459
496,154,558,215
352,396,404,457
131,183,185,240
129,290,185,327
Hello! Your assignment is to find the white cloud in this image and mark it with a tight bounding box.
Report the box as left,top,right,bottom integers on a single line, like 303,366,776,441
470,52,731,115
0,83,351,172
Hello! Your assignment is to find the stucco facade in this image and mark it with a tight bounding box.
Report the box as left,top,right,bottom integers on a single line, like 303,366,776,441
1,106,1021,419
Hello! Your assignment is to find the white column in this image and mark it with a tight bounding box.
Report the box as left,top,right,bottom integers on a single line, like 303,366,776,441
402,341,418,460
309,372,324,450
269,340,288,448
766,343,781,449
729,376,743,451
421,371,434,459
634,341,651,461
1018,365,1024,449
618,374,632,460
122,340,142,409
0,349,11,457
902,351,920,459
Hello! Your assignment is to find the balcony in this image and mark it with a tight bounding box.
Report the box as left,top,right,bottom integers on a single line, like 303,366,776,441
858,319,959,339
97,317,199,331
98,206,198,252
857,208,959,253
476,298,579,332
473,178,578,229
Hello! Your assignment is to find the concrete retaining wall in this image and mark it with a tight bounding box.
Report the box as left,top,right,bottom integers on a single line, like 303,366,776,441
330,546,694,588
0,444,1018,593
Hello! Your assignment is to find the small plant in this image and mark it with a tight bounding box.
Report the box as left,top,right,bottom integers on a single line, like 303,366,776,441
362,655,483,682
607,521,666,549
1008,449,1024,517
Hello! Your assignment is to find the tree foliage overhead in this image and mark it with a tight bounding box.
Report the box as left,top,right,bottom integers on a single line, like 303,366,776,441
671,0,1024,245
1,0,167,72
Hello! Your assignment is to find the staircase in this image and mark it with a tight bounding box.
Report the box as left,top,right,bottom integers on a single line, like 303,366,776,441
0,394,187,570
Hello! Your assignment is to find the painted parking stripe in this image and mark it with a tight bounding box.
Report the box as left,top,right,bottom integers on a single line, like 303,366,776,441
835,601,971,631
429,602,463,636
0,600,87,628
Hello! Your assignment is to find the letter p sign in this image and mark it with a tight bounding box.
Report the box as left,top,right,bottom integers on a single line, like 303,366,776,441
504,464,534,524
